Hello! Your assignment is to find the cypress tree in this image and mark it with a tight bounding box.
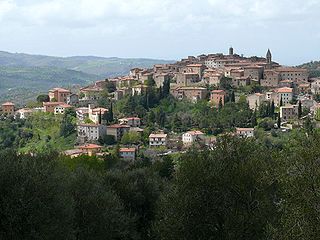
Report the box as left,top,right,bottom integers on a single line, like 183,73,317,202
270,101,275,119
277,112,281,128
298,101,302,118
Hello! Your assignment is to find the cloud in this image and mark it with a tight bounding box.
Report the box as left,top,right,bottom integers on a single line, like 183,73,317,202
0,0,16,20
0,0,319,64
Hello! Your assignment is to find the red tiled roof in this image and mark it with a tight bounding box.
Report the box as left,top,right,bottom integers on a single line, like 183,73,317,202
2,102,14,106
120,148,136,153
78,144,103,150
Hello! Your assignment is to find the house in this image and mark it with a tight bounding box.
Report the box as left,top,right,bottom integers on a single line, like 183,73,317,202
154,73,171,88
118,117,141,127
78,144,103,157
149,133,168,147
182,130,205,146
63,149,84,158
80,85,104,101
106,124,130,141
76,107,90,122
43,102,65,113
2,102,15,115
132,85,148,96
311,78,320,94
67,93,79,106
119,148,136,160
171,87,208,102
261,70,280,87
280,105,299,121
274,87,293,106
210,90,226,106
15,108,33,119
176,72,200,86
236,128,255,138
89,106,108,124
48,88,71,103
247,93,265,110
77,124,107,143
54,103,72,115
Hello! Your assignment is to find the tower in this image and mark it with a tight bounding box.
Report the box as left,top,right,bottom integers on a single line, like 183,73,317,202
266,49,272,65
229,46,234,56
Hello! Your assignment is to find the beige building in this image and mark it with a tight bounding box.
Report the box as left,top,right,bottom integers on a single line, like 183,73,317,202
182,130,205,146
2,102,15,115
49,88,71,103
280,105,299,121
243,65,263,81
149,133,168,147
171,87,208,102
247,93,265,110
261,70,280,87
43,102,64,113
210,90,226,106
274,87,293,106
106,124,130,141
275,67,309,82
77,124,107,143
236,128,255,138
176,72,200,86
118,117,141,127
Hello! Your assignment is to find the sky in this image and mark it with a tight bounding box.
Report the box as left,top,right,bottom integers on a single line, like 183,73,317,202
0,0,319,65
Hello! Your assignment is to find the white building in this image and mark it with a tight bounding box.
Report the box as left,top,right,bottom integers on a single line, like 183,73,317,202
15,108,33,119
236,128,255,138
182,130,205,145
77,124,107,142
149,133,168,147
54,103,72,115
274,87,293,106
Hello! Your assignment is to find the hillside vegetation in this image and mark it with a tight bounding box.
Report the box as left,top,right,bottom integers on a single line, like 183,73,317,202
298,60,320,77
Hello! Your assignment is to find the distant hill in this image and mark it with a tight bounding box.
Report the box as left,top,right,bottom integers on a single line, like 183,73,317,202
297,61,320,78
0,51,175,77
0,51,175,104
0,66,100,104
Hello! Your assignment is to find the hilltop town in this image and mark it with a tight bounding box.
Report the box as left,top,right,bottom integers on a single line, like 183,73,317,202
1,47,319,159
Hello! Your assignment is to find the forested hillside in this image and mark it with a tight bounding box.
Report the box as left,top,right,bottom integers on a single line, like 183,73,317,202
298,60,320,77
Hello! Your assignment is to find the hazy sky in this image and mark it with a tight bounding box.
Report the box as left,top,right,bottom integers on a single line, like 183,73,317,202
0,0,319,65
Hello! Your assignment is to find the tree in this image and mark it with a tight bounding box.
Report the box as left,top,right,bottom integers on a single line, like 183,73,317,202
218,97,223,110
270,100,275,119
163,78,171,98
105,80,117,93
277,112,281,128
70,168,137,240
230,91,235,103
103,102,114,123
37,94,50,103
251,110,257,127
0,152,74,239
154,137,278,240
298,100,302,118
280,97,283,107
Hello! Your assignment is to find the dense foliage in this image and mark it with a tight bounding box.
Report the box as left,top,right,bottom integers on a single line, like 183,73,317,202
1,130,320,239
